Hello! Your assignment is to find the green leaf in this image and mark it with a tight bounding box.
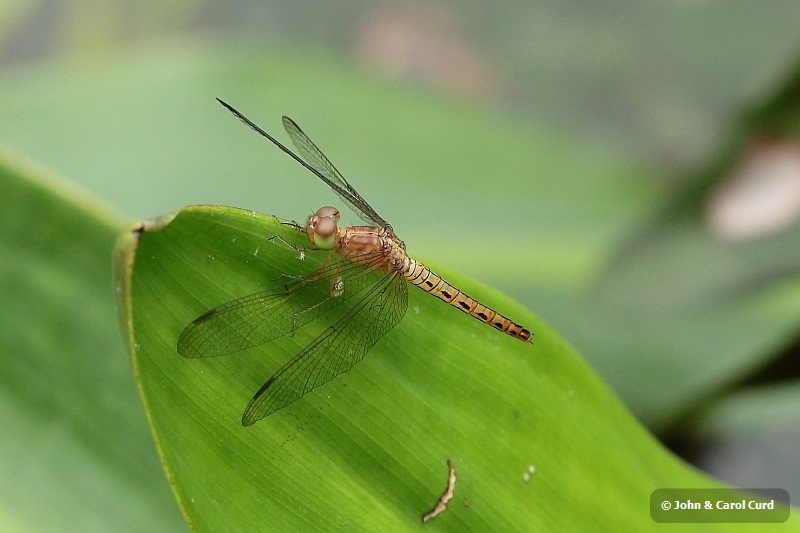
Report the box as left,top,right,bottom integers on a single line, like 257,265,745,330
0,146,184,531
117,205,794,531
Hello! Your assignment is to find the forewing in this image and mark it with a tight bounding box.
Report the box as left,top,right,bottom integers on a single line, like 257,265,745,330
177,252,388,358
282,116,392,230
241,271,408,425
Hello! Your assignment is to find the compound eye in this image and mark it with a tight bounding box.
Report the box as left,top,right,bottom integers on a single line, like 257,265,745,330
315,216,337,238
313,216,338,250
315,206,340,223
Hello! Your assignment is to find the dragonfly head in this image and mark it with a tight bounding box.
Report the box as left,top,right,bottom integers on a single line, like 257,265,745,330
306,206,340,250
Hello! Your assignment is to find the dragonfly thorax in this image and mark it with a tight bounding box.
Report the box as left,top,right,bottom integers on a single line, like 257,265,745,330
306,205,340,250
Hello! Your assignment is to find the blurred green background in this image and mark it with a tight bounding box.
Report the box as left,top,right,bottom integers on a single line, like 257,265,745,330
1,0,799,529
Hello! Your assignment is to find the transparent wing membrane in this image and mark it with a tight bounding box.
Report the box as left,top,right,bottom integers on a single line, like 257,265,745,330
281,116,392,230
242,272,407,425
178,252,389,358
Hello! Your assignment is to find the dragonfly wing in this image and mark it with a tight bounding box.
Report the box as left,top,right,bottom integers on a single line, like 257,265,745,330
214,100,392,230
177,253,388,358
281,116,392,230
241,271,408,425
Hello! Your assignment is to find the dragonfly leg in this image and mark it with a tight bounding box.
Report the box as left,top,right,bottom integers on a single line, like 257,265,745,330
327,261,343,297
285,251,344,336
279,219,303,230
308,250,337,280
266,234,319,253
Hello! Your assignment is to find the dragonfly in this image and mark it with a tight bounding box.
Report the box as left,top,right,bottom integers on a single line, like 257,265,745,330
177,99,533,426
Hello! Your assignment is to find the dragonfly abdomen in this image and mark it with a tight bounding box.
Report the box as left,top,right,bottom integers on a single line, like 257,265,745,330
403,259,532,342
